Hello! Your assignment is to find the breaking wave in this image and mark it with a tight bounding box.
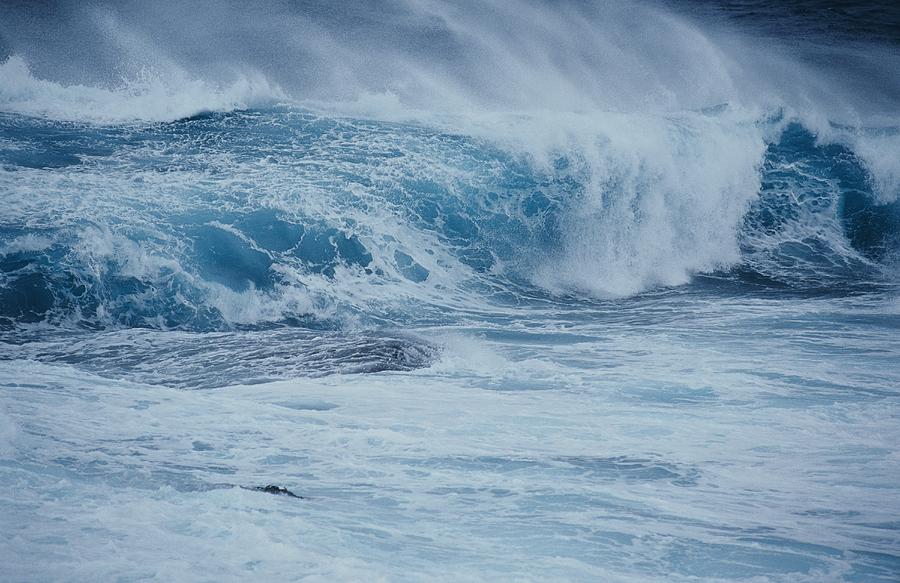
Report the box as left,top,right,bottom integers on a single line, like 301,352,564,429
1,0,898,332
1,107,897,333
0,56,282,123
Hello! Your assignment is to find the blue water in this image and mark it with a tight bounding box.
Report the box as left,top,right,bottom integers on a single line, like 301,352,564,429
1,1,899,581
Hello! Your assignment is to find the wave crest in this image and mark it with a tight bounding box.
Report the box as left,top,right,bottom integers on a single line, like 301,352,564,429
0,56,282,123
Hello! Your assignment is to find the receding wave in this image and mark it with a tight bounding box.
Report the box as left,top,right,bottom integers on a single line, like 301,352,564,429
0,328,437,388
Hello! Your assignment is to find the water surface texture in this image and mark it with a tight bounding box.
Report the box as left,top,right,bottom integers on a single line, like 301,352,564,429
1,1,899,581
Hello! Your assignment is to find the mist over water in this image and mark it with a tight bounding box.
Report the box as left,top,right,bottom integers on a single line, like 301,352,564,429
1,2,899,581
3,0,899,115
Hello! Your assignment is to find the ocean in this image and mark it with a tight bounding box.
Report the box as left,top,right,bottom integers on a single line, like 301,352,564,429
1,1,899,581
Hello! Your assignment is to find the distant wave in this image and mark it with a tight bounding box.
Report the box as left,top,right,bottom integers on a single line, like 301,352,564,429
0,56,282,123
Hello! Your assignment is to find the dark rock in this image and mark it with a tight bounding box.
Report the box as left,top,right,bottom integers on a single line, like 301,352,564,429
244,484,304,499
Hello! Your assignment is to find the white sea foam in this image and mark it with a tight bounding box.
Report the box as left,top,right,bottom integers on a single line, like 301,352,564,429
0,233,53,255
0,404,15,458
0,56,282,123
3,310,899,581
475,108,767,296
845,132,900,203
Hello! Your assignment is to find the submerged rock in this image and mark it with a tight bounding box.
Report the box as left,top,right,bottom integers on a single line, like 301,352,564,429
244,484,304,499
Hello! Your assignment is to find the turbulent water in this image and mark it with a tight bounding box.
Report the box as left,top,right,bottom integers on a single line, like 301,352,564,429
1,1,899,581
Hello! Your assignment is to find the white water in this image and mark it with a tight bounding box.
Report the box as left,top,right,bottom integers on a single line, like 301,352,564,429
0,56,282,123
3,294,899,581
